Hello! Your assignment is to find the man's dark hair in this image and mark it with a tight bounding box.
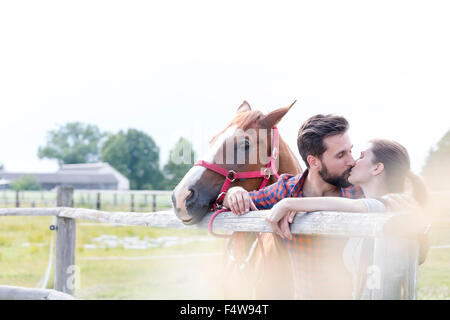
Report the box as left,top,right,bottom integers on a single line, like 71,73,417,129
297,114,349,168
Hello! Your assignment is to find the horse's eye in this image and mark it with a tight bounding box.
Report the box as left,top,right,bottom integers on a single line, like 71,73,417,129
238,140,250,151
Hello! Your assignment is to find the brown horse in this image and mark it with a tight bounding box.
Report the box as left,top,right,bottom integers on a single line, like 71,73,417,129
172,101,302,299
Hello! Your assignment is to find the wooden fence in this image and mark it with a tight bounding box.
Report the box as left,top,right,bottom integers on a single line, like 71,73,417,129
0,285,74,300
2,189,172,212
0,187,426,300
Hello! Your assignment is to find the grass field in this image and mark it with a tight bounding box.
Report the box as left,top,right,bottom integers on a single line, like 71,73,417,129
0,215,227,299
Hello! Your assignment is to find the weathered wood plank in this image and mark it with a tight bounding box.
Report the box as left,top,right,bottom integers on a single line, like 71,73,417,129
0,285,75,300
204,210,395,237
1,206,422,238
405,239,419,299
54,187,76,295
0,207,61,216
58,208,185,228
370,236,419,300
57,208,402,237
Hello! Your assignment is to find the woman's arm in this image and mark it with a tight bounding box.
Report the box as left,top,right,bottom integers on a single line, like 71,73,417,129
278,197,368,214
265,197,368,239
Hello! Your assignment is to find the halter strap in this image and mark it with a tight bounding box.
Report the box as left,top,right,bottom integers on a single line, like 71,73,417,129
195,126,280,237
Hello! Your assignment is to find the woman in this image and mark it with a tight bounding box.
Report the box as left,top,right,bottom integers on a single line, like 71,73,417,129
265,138,428,237
265,138,429,299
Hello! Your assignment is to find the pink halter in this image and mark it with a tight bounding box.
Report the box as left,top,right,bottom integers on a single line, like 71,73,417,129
194,126,280,237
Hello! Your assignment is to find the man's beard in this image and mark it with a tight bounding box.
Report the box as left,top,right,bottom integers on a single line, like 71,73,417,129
318,164,353,188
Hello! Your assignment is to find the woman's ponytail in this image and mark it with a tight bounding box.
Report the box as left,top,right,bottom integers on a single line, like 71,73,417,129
407,171,428,206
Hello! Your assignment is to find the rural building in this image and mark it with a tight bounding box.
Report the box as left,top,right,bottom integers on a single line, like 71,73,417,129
0,162,129,190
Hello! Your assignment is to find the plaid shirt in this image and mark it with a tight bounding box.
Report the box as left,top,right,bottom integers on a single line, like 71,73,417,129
249,170,364,299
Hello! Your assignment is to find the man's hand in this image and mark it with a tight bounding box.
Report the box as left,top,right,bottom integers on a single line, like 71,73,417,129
223,186,258,215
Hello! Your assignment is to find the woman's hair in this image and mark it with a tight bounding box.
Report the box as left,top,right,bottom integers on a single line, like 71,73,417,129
370,139,428,205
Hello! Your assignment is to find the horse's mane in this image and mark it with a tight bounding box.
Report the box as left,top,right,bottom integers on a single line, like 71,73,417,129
209,110,264,145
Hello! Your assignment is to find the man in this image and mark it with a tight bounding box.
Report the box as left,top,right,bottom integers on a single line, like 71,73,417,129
222,114,364,299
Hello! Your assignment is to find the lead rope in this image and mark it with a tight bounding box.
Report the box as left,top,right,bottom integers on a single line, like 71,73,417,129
208,199,269,294
207,179,272,291
203,126,281,294
37,216,56,289
208,208,230,238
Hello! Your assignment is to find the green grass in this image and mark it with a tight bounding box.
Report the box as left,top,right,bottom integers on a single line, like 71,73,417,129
418,248,450,299
417,225,450,300
0,215,227,299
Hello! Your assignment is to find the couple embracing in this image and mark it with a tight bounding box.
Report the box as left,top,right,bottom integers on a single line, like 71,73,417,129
222,113,428,299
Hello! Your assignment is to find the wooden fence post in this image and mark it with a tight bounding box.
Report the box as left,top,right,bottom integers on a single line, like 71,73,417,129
54,187,76,295
369,236,418,299
404,238,419,299
152,194,156,212
96,192,101,210
15,190,19,207
131,194,135,212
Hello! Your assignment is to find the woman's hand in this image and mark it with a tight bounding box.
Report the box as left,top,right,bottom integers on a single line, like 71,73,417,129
381,193,419,211
265,199,297,240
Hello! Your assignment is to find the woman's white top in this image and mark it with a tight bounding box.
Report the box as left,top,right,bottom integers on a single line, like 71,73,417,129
360,198,386,213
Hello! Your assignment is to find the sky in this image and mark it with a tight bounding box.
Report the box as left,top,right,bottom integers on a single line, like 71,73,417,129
1,0,449,175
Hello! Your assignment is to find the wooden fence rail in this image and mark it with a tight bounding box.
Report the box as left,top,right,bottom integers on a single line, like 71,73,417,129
2,189,172,212
0,285,75,300
0,187,425,300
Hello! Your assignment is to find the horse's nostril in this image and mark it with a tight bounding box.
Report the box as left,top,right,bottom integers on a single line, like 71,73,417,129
171,192,177,208
186,188,197,207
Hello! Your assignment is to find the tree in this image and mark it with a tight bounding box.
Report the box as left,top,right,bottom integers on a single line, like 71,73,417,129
10,175,42,191
101,129,164,190
422,129,450,190
38,122,105,165
162,137,195,190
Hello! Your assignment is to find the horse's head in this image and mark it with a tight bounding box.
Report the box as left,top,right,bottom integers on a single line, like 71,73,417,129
172,101,298,225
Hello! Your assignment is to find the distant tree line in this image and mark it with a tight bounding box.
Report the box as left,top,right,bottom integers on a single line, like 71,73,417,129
421,129,450,191
3,123,450,191
36,122,195,190
10,175,42,191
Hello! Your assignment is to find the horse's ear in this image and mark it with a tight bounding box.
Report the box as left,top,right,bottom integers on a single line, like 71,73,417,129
259,100,297,128
237,100,252,113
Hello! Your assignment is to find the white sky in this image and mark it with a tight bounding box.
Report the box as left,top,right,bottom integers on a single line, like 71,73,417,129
1,0,449,175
